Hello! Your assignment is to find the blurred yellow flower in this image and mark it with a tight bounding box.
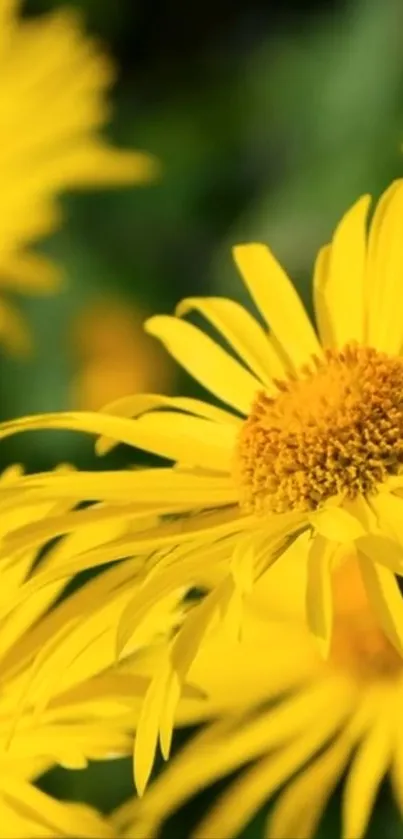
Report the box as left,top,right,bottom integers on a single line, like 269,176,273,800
69,298,173,411
0,0,157,354
114,542,403,839
3,181,403,789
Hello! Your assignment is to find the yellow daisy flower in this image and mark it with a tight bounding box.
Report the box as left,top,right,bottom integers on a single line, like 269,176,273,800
113,542,403,839
2,180,403,788
0,0,156,353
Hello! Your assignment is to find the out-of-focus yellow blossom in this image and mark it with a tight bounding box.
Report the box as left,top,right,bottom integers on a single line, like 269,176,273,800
0,466,189,837
113,542,403,839
0,0,157,354
69,298,173,411
4,181,403,790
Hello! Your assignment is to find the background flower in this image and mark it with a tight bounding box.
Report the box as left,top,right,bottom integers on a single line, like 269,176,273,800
112,541,403,839
69,297,172,411
0,0,156,355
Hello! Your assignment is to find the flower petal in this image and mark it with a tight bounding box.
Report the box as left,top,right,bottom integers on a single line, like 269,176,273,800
176,296,286,386
313,244,332,346
233,243,321,370
267,736,352,839
306,535,335,658
313,195,371,348
358,553,403,655
97,392,241,455
0,410,238,472
370,492,403,546
310,505,365,542
195,683,352,839
366,179,403,353
0,467,237,505
145,315,260,414
342,711,394,839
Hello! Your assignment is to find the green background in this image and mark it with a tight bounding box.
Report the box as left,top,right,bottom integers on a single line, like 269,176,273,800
7,0,403,835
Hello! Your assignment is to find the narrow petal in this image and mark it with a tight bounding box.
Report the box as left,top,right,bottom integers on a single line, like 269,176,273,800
312,244,332,346
134,662,172,796
0,409,238,472
370,492,403,546
119,410,238,471
137,578,239,776
342,711,394,839
310,504,365,542
145,315,261,414
195,688,352,839
306,535,335,658
133,678,349,825
390,708,403,815
357,534,403,574
0,298,31,355
366,179,403,353
233,243,321,370
0,777,113,838
3,510,247,619
0,252,62,294
115,535,243,657
267,737,352,839
312,195,370,349
176,296,286,386
0,467,238,505
358,553,403,655
97,392,241,455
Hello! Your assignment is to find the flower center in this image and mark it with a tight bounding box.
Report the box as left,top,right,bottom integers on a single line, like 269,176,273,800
330,559,401,681
236,344,403,514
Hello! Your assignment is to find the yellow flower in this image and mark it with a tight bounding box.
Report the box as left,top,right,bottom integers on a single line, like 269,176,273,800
3,181,403,788
113,542,403,839
0,0,156,354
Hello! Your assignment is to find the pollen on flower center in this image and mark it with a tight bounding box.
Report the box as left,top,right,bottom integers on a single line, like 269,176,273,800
236,344,403,514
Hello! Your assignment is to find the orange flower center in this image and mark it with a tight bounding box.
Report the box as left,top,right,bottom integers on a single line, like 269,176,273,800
236,344,403,514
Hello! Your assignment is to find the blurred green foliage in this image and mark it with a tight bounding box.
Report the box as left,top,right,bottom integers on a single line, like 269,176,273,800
9,0,403,835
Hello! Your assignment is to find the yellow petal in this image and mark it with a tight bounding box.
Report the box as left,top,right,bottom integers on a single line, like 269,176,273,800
342,711,394,839
0,466,237,506
370,492,403,546
109,409,238,472
312,244,332,346
0,252,63,294
1,776,113,838
390,716,403,815
134,679,347,831
310,505,365,542
0,410,238,472
366,179,403,353
357,534,403,574
358,553,403,655
195,685,352,839
233,243,321,370
145,315,260,414
134,663,171,796
176,296,285,386
267,737,352,839
0,298,31,356
306,535,335,658
313,195,370,349
97,392,241,455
